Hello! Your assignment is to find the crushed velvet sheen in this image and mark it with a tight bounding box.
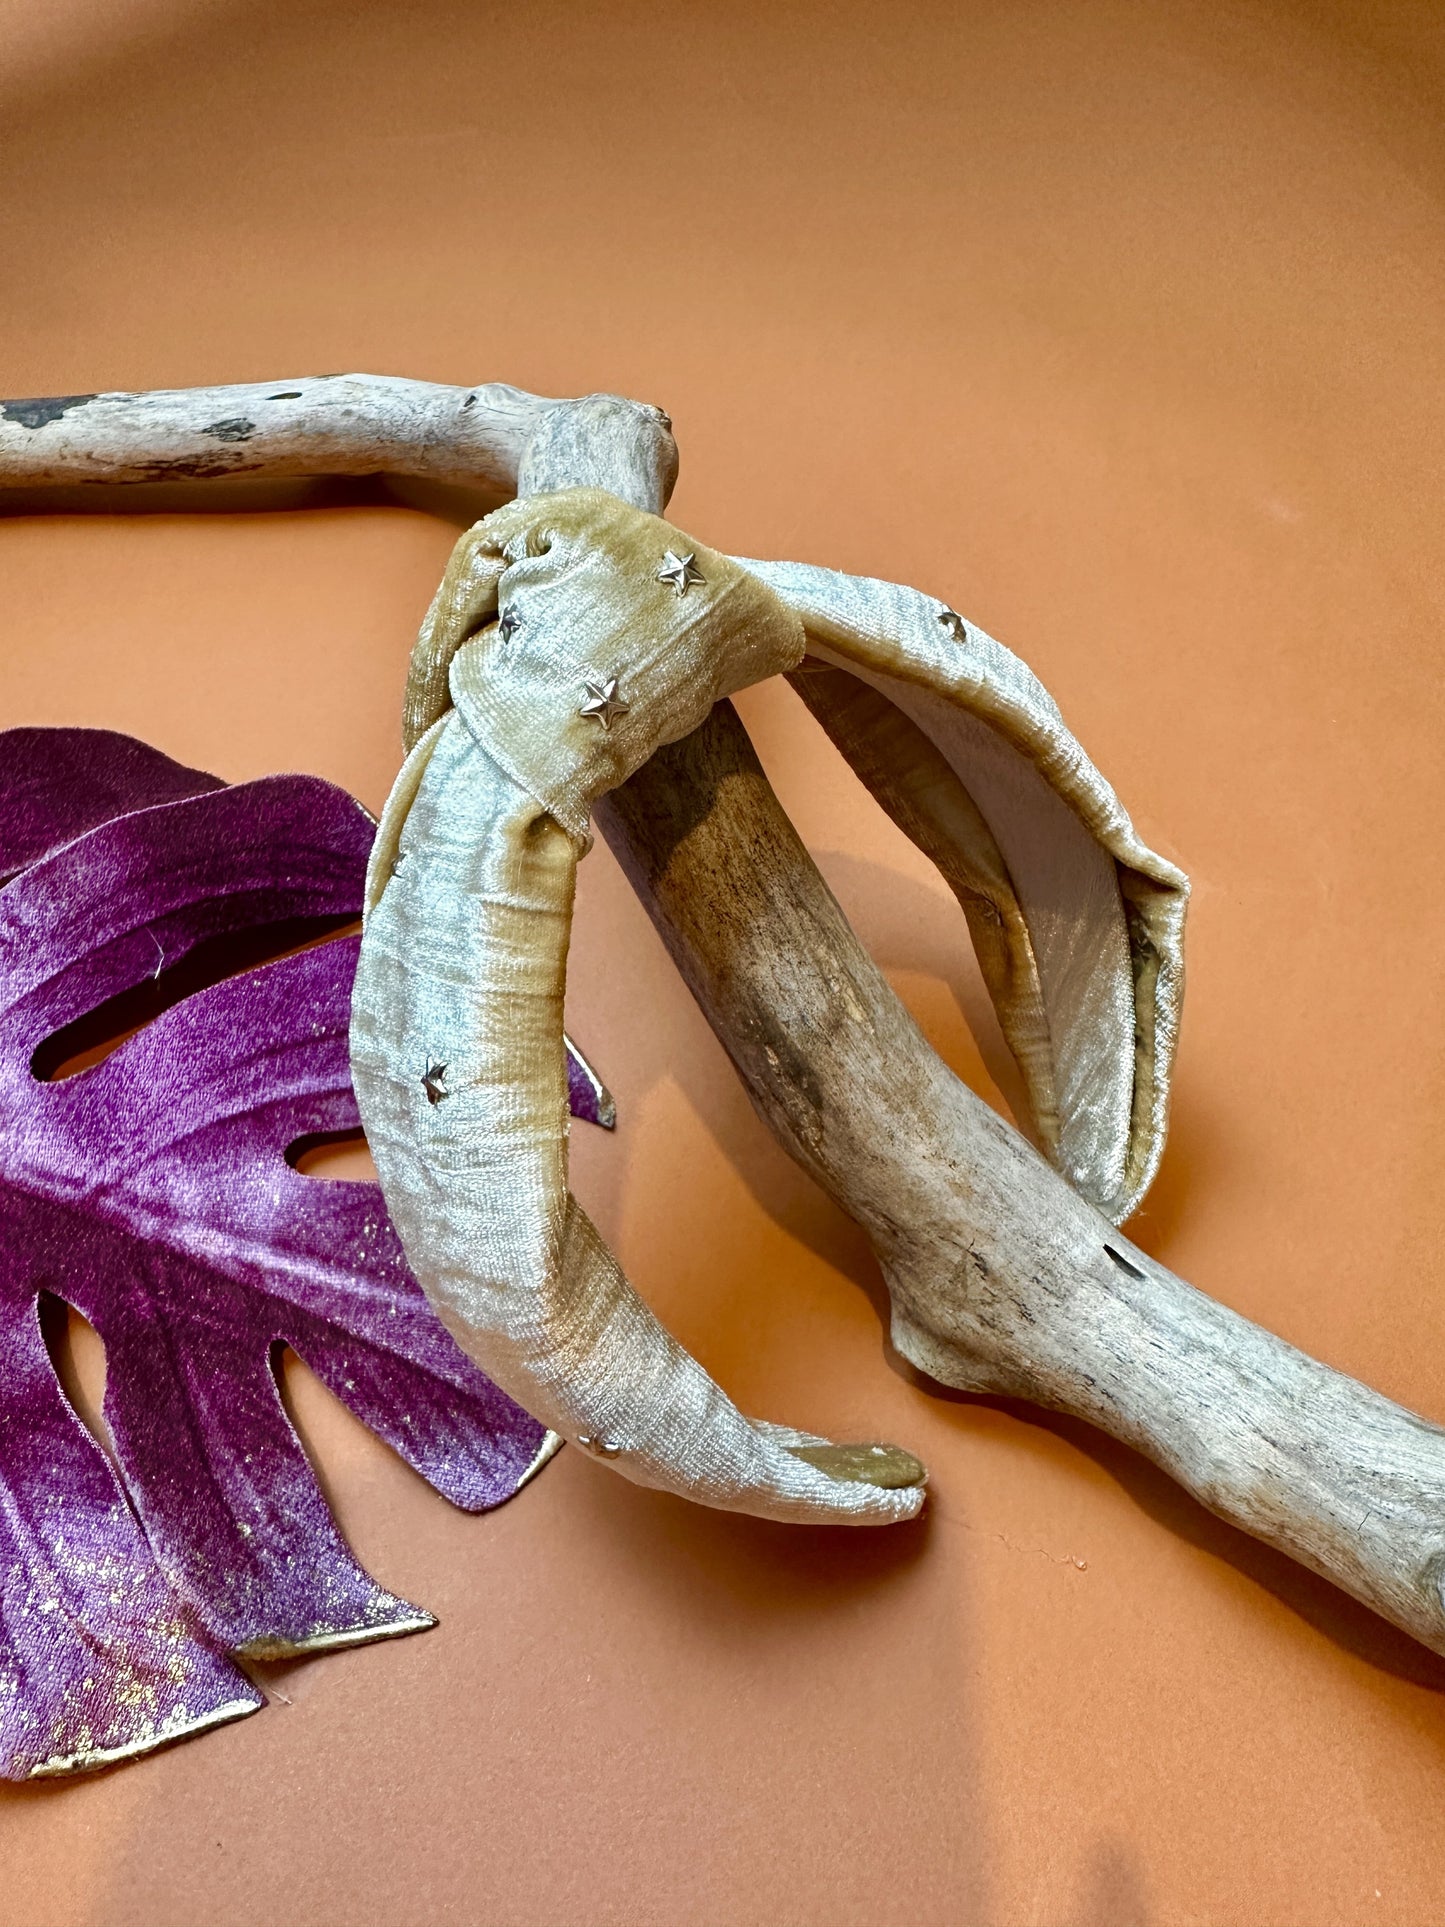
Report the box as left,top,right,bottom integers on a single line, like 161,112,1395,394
0,729,588,1779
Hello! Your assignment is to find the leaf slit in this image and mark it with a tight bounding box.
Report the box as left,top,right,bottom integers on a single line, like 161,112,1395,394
38,1292,119,1471
32,911,360,1081
286,1127,376,1182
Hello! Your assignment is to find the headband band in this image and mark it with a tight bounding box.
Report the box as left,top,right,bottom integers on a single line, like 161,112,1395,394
352,486,1186,1524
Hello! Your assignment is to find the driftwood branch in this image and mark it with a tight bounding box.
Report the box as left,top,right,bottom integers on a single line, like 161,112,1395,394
598,712,1445,1656
10,375,1445,1651
0,375,677,508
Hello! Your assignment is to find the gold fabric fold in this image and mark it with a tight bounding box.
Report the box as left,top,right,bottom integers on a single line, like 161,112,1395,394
741,556,1188,1223
789,657,1063,1162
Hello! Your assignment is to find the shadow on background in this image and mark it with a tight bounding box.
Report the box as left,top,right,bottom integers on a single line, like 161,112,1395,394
911,1368,1445,1697
0,474,500,526
579,1433,936,1627
1071,1837,1154,1927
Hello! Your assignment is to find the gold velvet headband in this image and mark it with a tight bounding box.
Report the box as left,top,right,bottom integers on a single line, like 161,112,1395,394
350,485,1186,1525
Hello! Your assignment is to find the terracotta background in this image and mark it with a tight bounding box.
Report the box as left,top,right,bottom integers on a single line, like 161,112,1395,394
2,1,1444,1921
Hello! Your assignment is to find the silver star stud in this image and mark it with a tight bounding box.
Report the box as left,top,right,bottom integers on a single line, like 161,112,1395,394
657,550,705,597
938,607,967,642
421,1062,450,1105
578,677,630,730
497,607,520,641
389,850,408,878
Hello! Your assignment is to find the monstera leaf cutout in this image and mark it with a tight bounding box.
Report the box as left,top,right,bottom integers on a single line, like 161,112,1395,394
0,728,606,1779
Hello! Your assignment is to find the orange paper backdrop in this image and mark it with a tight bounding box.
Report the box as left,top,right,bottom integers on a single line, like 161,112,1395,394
2,2,1444,1921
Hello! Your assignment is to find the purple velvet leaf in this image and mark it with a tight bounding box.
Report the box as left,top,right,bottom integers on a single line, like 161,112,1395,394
0,728,604,1778
0,727,224,880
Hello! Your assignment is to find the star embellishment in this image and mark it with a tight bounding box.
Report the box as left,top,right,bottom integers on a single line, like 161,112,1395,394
421,1062,450,1105
578,677,630,730
657,550,705,597
497,607,520,641
938,606,967,642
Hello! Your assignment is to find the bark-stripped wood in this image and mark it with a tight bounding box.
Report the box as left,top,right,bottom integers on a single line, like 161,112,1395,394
599,711,1445,1656
0,376,677,505
7,375,1445,1651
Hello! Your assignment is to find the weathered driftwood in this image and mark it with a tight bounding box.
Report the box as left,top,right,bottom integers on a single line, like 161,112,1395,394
599,711,1445,1656
8,376,1445,1653
0,376,677,506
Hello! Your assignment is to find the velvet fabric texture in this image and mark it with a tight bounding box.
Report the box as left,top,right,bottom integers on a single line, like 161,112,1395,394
744,556,1187,1223
360,488,1187,1529
357,490,930,1528
0,728,595,1779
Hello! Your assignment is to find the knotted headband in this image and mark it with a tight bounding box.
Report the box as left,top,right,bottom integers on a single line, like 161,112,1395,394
350,486,1187,1526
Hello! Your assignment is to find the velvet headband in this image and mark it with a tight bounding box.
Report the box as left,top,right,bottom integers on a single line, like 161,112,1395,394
350,487,1187,1527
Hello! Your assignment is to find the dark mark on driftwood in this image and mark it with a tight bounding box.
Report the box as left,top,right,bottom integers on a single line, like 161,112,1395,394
1104,1244,1147,1281
201,418,257,442
136,455,263,480
0,394,98,431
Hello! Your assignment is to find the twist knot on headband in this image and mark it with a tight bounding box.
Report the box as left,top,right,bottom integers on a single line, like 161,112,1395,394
351,486,1186,1526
